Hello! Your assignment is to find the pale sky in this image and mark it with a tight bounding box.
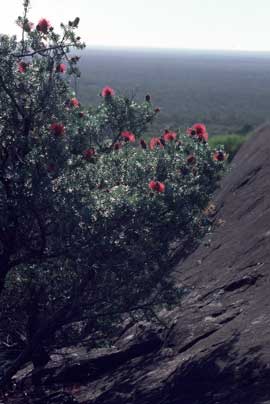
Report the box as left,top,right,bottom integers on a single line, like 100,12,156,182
2,0,270,51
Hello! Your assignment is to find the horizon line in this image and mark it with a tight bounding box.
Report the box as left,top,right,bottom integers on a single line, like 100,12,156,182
85,44,270,54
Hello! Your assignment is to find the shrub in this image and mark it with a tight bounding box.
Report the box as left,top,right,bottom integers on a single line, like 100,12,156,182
0,1,226,385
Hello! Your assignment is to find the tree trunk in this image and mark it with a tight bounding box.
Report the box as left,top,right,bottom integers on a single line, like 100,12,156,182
0,272,93,388
0,298,78,388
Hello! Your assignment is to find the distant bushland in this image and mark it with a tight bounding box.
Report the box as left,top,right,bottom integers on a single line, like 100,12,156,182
76,47,270,135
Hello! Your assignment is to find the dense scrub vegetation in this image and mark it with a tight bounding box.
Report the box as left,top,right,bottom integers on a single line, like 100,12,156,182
0,1,226,388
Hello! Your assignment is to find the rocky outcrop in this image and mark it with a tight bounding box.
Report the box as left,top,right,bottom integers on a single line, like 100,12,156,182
4,125,270,404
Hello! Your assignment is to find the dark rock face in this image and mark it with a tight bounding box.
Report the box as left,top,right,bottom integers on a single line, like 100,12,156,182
5,125,270,403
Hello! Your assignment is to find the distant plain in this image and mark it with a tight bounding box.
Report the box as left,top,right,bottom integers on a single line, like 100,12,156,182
76,48,270,136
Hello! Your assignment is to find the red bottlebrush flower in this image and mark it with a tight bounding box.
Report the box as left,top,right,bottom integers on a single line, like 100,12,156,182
56,63,66,73
101,86,115,97
148,180,165,193
121,131,135,143
50,123,65,136
201,131,208,141
70,97,80,107
187,123,208,142
213,150,227,161
162,131,177,141
18,61,29,73
149,137,164,150
193,123,206,134
83,148,96,160
113,142,122,150
154,107,160,113
187,155,196,165
36,18,51,34
140,139,147,149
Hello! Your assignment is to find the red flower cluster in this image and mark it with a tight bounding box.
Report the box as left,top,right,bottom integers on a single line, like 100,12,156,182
50,123,65,136
162,130,177,142
213,150,227,161
101,86,115,97
18,61,29,73
36,18,51,34
149,181,165,193
70,98,80,107
83,148,96,160
56,64,66,73
187,123,208,142
121,131,135,142
149,137,164,150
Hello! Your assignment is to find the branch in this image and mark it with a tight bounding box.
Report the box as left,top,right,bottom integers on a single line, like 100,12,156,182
13,43,77,59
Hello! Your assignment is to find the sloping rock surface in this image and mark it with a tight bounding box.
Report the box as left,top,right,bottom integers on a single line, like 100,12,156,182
4,125,270,404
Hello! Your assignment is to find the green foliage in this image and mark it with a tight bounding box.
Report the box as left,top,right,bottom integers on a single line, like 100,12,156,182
209,134,246,162
0,2,226,382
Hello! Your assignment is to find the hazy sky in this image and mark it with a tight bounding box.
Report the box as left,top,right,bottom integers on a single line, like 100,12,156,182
2,0,270,51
